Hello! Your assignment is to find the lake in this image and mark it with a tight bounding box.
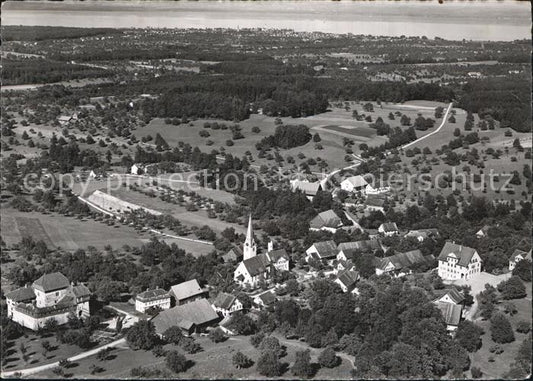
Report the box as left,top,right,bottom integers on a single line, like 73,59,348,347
1,0,531,41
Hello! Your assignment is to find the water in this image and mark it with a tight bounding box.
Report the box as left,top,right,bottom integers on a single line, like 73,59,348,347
2,0,531,41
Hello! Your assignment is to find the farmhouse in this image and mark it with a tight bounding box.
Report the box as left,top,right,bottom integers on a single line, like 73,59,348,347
309,209,344,232
170,279,208,306
475,225,490,238
152,298,220,336
437,242,482,281
305,240,338,265
378,222,399,236
433,288,465,306
405,228,440,242
222,246,243,263
253,290,277,309
375,250,433,276
212,293,243,317
435,301,463,333
340,175,371,194
337,240,382,259
334,270,360,293
135,288,171,313
364,196,386,212
6,272,91,331
508,249,532,271
290,179,322,201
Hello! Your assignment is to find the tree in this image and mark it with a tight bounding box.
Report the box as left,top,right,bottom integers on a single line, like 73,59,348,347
498,276,527,300
165,350,188,373
232,351,253,369
490,313,515,344
126,320,158,350
259,336,284,358
313,133,321,142
455,320,483,352
227,313,257,335
449,115,456,123
250,332,265,348
434,106,444,119
512,259,532,282
292,349,313,378
257,350,283,377
318,347,339,368
208,328,227,343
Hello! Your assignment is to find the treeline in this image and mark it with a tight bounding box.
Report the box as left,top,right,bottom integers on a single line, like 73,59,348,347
360,127,417,158
456,77,531,132
2,26,124,42
2,58,110,85
256,124,312,150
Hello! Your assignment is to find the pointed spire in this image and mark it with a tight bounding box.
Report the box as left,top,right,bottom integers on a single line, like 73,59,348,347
245,214,254,246
243,214,257,260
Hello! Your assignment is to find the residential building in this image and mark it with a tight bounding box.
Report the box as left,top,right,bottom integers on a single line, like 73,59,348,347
475,225,490,238
222,246,243,263
152,298,220,336
309,209,343,233
170,279,207,306
334,270,360,293
253,290,276,309
375,250,433,276
135,288,171,313
5,272,91,331
437,242,482,281
267,249,290,272
305,240,338,265
435,301,463,333
290,179,322,201
212,293,243,318
340,175,371,194
432,288,465,306
364,197,386,212
337,240,382,260
508,249,532,271
130,163,144,175
405,228,439,242
378,222,399,236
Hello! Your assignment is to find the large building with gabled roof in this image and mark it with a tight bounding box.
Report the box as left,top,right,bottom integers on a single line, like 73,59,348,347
437,242,482,280
5,272,91,331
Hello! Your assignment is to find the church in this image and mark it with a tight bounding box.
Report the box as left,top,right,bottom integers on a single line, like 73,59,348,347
233,215,290,289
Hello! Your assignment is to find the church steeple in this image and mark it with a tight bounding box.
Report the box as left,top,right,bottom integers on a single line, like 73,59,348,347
243,214,257,260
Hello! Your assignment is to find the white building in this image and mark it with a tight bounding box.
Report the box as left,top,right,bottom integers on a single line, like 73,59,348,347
243,215,257,261
234,254,272,289
212,293,243,318
378,222,399,237
131,163,144,175
437,242,482,281
508,249,531,271
135,288,171,313
5,272,90,331
340,175,372,195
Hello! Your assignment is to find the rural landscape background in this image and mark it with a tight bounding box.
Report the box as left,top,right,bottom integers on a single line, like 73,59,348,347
0,1,531,380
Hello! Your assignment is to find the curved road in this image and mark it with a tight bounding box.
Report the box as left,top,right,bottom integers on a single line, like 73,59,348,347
1,338,126,378
400,102,453,150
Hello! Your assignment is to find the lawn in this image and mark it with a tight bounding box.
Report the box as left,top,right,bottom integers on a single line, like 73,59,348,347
31,334,354,379
0,207,148,251
468,284,532,379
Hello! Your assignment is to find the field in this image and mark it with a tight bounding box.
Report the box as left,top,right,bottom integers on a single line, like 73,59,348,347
469,285,532,378
0,208,148,251
31,334,354,379
135,100,445,172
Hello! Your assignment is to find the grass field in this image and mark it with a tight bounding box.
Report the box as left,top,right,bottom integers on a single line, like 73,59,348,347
31,334,354,379
0,208,148,251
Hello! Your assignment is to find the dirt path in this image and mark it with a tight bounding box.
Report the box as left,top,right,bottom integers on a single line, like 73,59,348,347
401,102,453,150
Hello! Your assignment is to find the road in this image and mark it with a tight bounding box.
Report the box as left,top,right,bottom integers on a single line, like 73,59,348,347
400,102,453,150
1,338,127,378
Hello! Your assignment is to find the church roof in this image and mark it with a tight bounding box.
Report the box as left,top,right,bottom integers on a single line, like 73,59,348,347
242,254,271,276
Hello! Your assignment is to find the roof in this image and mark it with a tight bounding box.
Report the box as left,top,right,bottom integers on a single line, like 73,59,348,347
309,240,338,259
268,249,289,262
405,228,439,239
436,302,463,327
342,175,368,188
6,286,36,303
438,242,478,267
310,210,343,229
336,270,360,289
379,222,399,232
223,246,242,262
213,292,237,310
152,298,219,334
136,288,170,302
71,284,91,299
170,279,204,302
510,249,530,261
365,197,385,208
379,249,427,271
255,291,276,305
338,240,382,253
433,288,465,305
33,272,70,293
290,180,321,195
242,254,271,276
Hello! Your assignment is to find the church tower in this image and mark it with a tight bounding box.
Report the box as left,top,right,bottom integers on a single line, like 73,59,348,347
243,215,257,260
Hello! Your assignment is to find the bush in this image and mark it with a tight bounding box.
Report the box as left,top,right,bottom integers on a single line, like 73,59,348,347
291,349,313,378
516,321,531,334
165,351,188,373
163,326,183,345
318,347,339,368
250,332,265,348
455,320,483,352
498,276,527,300
126,320,158,350
471,367,483,378
208,328,227,343
257,350,283,377
232,351,253,369
512,259,532,282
